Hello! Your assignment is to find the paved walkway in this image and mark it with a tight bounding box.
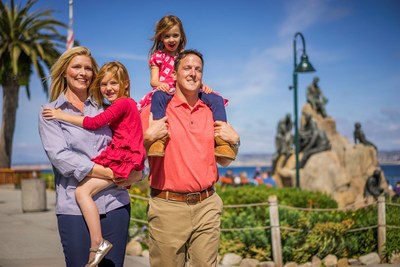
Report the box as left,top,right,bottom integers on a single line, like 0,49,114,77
0,184,149,267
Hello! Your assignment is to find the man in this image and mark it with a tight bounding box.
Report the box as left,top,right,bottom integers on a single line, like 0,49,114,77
141,49,240,267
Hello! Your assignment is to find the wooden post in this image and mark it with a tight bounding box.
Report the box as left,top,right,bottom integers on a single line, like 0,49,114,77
269,195,283,267
377,196,386,260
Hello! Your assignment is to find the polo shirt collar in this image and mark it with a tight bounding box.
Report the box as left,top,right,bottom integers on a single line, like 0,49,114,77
170,94,207,109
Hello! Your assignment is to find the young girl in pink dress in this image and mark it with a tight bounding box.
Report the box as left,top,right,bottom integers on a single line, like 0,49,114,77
137,15,236,160
42,61,145,267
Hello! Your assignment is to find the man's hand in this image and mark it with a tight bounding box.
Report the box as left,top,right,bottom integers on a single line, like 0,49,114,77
214,121,240,146
214,121,240,167
113,170,143,187
144,113,169,150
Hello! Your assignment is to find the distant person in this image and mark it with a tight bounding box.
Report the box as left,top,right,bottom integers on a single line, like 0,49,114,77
394,181,400,200
262,171,277,188
38,47,143,267
239,171,250,185
225,169,235,179
221,169,235,188
42,61,146,266
253,166,262,179
137,15,235,160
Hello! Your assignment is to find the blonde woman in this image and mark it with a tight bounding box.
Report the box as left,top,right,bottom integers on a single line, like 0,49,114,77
39,47,142,267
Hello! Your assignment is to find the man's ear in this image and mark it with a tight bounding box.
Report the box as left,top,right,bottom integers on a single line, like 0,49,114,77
173,70,177,81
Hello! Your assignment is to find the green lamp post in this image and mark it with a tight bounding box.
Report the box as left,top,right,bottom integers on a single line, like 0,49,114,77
290,32,316,188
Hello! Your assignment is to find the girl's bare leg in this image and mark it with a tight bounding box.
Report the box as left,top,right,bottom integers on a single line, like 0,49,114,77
75,176,113,260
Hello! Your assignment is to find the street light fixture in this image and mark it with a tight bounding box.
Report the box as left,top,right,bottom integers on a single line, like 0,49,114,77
290,32,316,188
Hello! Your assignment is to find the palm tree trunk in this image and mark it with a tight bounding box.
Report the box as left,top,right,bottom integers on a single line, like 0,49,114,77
0,77,19,168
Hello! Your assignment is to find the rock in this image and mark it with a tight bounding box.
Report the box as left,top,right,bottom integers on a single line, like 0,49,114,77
283,262,298,267
323,254,337,267
141,249,149,258
311,256,321,267
359,252,380,265
221,253,242,266
259,261,277,267
274,103,390,208
299,262,312,267
347,258,361,265
389,252,400,264
337,257,349,267
240,258,260,267
125,240,142,256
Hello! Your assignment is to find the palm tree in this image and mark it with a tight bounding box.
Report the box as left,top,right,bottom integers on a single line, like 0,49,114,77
0,0,68,167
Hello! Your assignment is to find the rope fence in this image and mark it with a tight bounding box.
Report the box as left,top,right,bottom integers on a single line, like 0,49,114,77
129,193,399,267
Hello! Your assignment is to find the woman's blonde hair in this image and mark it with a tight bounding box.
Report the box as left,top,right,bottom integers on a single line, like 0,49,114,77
149,15,187,57
49,46,99,102
90,61,130,106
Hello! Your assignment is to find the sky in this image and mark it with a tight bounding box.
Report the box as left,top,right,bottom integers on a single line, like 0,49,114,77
2,0,400,165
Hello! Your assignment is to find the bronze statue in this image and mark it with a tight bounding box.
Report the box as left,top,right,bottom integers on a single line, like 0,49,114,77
306,76,328,118
364,169,384,198
299,113,331,167
354,122,377,150
271,113,293,174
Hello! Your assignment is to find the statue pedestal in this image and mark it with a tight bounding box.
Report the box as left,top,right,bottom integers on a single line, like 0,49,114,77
274,104,389,208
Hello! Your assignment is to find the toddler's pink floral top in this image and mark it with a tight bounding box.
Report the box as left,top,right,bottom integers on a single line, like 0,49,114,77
137,51,176,111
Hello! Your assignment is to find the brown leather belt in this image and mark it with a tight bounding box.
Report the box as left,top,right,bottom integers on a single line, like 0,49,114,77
150,187,215,204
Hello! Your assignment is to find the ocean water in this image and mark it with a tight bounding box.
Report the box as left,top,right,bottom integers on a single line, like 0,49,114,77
41,164,400,187
218,164,400,187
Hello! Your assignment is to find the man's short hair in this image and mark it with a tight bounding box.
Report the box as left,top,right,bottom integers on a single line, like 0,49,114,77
174,49,204,71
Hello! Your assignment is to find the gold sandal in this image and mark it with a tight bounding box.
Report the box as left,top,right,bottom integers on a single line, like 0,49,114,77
85,239,113,267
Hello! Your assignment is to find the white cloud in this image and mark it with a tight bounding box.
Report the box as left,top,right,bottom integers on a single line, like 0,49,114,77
279,0,328,37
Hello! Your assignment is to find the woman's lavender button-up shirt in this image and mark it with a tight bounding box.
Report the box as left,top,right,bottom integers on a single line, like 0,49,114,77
38,93,130,215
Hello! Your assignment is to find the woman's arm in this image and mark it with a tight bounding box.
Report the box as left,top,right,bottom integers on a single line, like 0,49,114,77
39,105,107,182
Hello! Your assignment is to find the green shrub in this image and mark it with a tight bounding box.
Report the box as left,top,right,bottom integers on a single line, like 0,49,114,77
41,172,55,190
129,183,399,263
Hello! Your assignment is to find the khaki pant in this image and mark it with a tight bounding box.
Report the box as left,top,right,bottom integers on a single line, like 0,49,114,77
147,193,223,267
